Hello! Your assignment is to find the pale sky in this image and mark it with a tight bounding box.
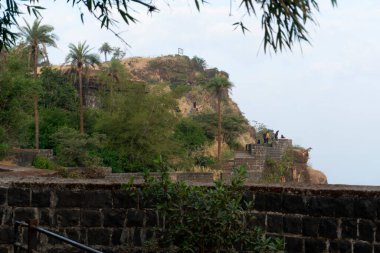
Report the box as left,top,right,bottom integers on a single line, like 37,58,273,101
17,1,380,185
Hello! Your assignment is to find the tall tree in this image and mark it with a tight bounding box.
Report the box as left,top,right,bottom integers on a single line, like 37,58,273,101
19,19,58,149
99,42,112,62
65,41,100,134
206,75,233,162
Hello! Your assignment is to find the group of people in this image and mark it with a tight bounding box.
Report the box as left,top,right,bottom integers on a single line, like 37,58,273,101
257,130,285,144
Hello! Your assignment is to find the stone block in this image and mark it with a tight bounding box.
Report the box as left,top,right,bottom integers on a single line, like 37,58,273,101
31,189,51,207
88,228,112,246
0,246,10,253
285,237,303,253
341,218,357,239
133,228,142,247
267,214,283,234
111,229,123,245
318,218,337,239
81,209,102,227
113,190,139,209
335,197,354,218
303,216,319,237
0,188,6,206
354,242,372,253
358,219,375,242
8,188,30,207
103,209,126,227
283,215,302,234
304,238,326,253
127,209,144,227
374,244,380,253
56,190,82,208
14,207,37,221
329,240,352,253
354,198,376,219
82,191,112,208
0,227,13,244
64,228,82,242
39,208,52,226
307,196,335,217
282,194,306,214
145,210,157,227
254,192,282,212
56,209,80,227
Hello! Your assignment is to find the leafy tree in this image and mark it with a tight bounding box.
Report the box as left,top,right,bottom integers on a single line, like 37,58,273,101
65,41,100,134
191,56,207,71
19,19,58,149
99,42,112,62
111,47,126,60
0,48,36,147
96,83,180,172
206,75,233,162
1,1,337,52
52,127,104,167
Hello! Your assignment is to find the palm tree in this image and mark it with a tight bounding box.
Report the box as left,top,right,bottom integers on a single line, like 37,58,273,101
19,19,58,149
206,75,233,162
99,42,113,62
66,41,100,134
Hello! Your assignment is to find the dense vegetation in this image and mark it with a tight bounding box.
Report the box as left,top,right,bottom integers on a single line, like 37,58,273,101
127,166,284,252
0,37,252,172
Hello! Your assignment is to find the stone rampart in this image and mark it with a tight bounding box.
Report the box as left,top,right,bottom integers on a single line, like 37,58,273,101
0,178,379,253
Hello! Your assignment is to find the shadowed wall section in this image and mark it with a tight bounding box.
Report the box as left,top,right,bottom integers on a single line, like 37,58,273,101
0,178,379,253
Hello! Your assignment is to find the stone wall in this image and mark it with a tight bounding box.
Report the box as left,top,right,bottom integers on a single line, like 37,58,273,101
12,149,54,167
1,178,380,253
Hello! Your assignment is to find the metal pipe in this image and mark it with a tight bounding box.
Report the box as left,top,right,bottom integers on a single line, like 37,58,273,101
15,221,103,253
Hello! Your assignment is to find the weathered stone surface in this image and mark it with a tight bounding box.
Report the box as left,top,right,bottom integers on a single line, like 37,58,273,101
81,209,102,227
341,218,357,239
254,192,282,212
103,209,126,227
302,216,319,237
127,209,144,227
358,219,375,242
354,242,372,253
329,240,352,253
82,191,112,208
307,196,335,217
8,188,29,206
56,209,80,227
0,227,13,244
354,198,376,219
31,189,51,207
318,218,337,239
88,228,111,245
113,190,139,209
285,236,303,253
14,207,37,221
304,238,326,253
267,214,283,233
0,188,6,206
145,210,157,227
56,190,82,208
283,194,306,214
283,215,302,234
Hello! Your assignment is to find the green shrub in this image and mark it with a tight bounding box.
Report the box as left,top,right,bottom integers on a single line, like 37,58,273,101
194,155,215,167
0,143,10,160
32,155,57,170
127,167,284,252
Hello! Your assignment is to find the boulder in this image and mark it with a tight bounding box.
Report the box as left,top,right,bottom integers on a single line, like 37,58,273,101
307,167,328,184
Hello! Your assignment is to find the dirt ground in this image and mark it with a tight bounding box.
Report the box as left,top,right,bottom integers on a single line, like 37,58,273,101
0,162,57,177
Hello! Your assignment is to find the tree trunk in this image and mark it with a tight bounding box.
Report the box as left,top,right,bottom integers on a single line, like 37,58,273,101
217,95,222,162
33,43,39,150
79,67,84,134
104,52,107,62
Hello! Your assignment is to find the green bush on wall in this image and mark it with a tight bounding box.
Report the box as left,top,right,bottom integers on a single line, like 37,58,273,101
126,166,284,252
32,155,57,170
